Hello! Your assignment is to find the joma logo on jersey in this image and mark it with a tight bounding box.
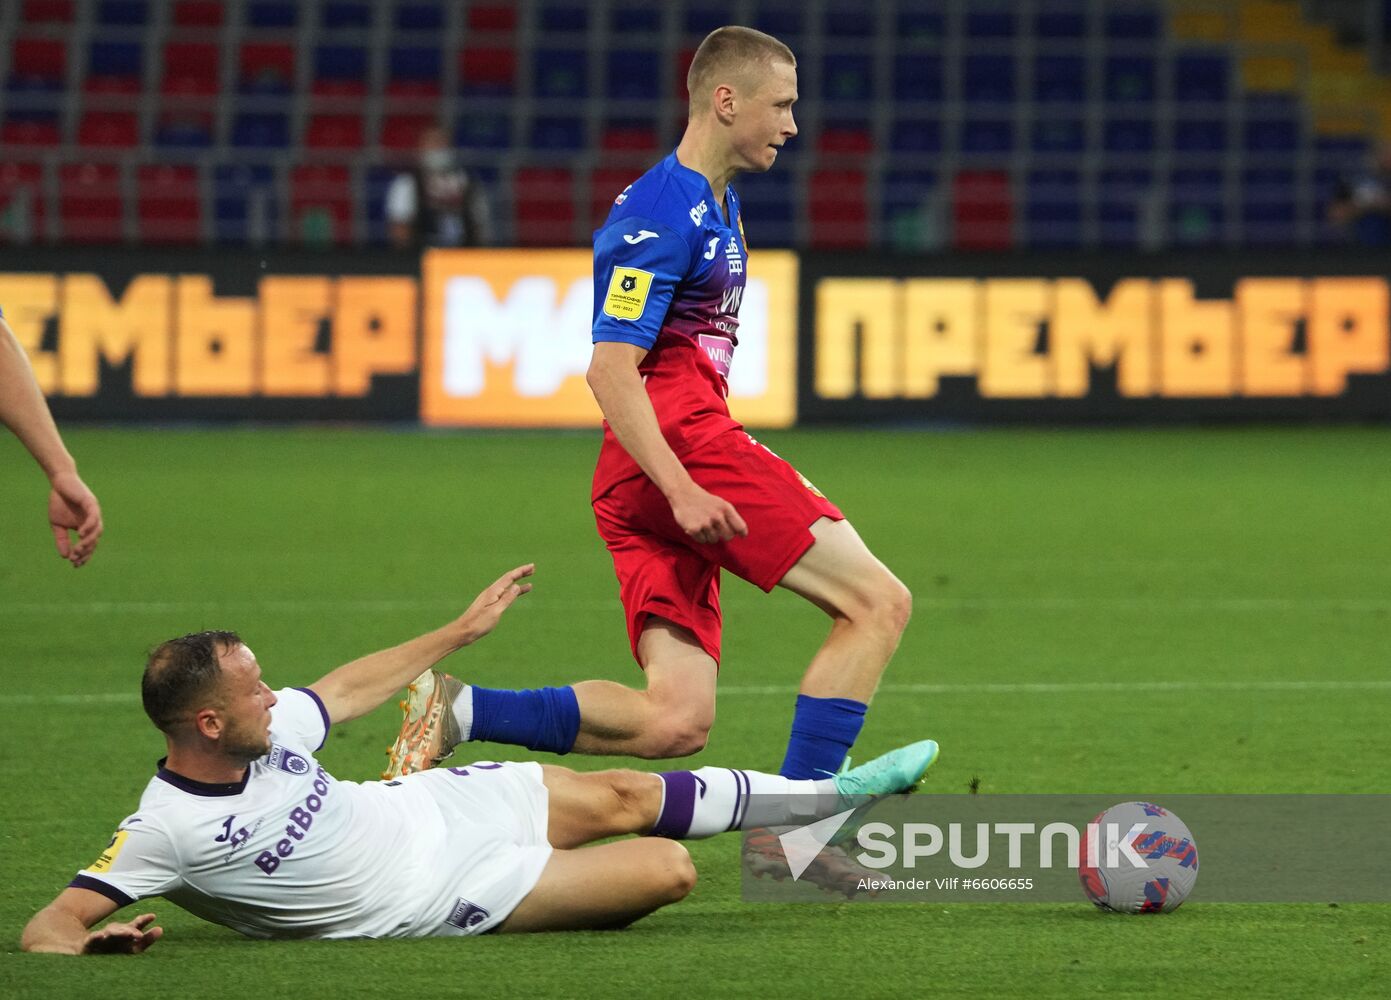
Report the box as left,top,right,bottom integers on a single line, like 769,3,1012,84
689,200,709,225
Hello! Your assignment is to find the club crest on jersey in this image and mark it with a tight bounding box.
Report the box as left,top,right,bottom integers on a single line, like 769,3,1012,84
267,745,310,775
446,897,492,930
604,266,654,321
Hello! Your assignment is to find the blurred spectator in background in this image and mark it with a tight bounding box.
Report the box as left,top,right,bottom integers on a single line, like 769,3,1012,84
1,310,103,567
1328,143,1391,246
386,126,492,248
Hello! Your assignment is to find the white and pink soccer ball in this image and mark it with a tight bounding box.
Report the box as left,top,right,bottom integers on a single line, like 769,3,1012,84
1078,802,1199,913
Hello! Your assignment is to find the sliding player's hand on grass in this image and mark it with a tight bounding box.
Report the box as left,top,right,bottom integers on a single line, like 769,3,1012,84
452,564,535,646
82,913,163,955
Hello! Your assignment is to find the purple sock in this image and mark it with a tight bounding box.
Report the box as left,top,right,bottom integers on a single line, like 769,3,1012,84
651,771,698,838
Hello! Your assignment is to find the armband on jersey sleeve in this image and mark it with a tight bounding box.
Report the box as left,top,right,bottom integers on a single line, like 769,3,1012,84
591,218,691,349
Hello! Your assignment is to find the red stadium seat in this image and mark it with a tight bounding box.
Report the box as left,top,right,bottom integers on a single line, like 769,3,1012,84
468,6,517,35
600,125,659,156
162,43,220,95
239,43,295,93
675,47,697,102
514,167,576,246
458,47,516,92
305,115,365,150
59,162,123,243
0,162,47,241
171,0,223,27
1,117,62,147
78,111,140,147
137,164,201,243
290,164,352,243
817,128,874,160
10,38,67,88
952,170,1013,250
22,0,75,24
379,114,434,151
808,170,869,248
590,166,640,227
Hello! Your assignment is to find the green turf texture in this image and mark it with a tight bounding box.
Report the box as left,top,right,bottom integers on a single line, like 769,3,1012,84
1,426,1387,998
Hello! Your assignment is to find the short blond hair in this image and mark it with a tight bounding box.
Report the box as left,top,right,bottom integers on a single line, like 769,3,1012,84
686,26,796,115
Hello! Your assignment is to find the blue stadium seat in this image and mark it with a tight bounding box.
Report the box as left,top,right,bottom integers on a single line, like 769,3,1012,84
322,2,372,29
231,113,290,149
882,169,938,221
1244,117,1298,152
963,55,1014,104
1028,169,1081,198
213,163,279,242
822,53,873,102
1099,168,1154,199
1098,203,1139,246
1105,57,1154,101
890,118,942,153
967,11,1014,38
154,114,212,148
896,9,944,39
686,6,732,36
364,165,397,244
734,170,794,245
825,6,875,38
97,1,148,26
1175,119,1227,153
1026,200,1083,248
1034,56,1086,103
397,3,445,32
529,115,585,150
754,8,803,39
1242,200,1296,243
606,50,660,101
612,6,661,32
1172,52,1228,102
1035,7,1087,38
1032,119,1085,153
246,2,297,29
89,42,142,77
893,55,942,102
1106,9,1160,39
539,5,587,32
533,49,588,98
315,45,367,83
455,112,512,149
1170,201,1225,246
389,46,442,84
1104,119,1154,153
961,119,1014,154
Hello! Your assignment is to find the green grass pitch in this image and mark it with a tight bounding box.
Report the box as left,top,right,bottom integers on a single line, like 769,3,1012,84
2,425,1388,998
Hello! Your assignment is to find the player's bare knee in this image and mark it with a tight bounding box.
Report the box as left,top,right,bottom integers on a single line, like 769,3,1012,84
882,576,913,636
654,840,697,901
640,698,713,758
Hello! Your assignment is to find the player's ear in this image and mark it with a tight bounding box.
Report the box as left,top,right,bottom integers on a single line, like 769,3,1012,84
192,707,223,741
713,83,737,123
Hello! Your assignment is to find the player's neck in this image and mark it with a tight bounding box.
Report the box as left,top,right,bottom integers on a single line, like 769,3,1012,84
164,744,252,786
675,131,735,210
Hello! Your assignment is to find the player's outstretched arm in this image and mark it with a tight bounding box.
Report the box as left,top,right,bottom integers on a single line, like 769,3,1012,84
21,887,162,956
0,316,104,567
586,342,747,544
309,564,534,725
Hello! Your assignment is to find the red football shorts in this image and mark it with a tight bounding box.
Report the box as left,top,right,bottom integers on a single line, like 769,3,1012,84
592,430,844,665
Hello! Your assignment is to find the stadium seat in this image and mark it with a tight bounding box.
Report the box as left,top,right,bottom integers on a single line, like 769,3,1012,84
231,112,290,149
1175,119,1228,153
459,47,517,95
821,53,873,103
239,43,296,95
397,3,445,32
454,112,512,150
305,114,365,150
246,1,297,29
171,0,222,27
534,49,588,98
388,46,443,97
313,46,369,97
137,164,201,243
1033,56,1086,104
1,111,62,147
605,50,661,101
78,111,140,148
161,43,220,96
961,119,1014,155
0,162,47,242
893,55,943,103
1098,169,1153,246
824,6,875,38
686,6,733,37
963,55,1014,104
600,122,660,158
86,42,144,95
809,170,869,249
290,164,352,243
1244,117,1299,153
529,116,585,151
1106,8,1160,39
1035,7,1087,38
154,110,213,149
21,0,75,23
818,127,874,161
8,38,67,93
213,163,278,242
891,119,943,153
612,5,663,33
590,166,640,227
1105,57,1155,102
952,170,1013,250
897,8,945,39
1025,171,1083,248
380,114,435,151
59,162,123,243
1104,119,1155,153
97,1,148,27
468,5,517,35
736,170,795,246
1172,52,1229,102
966,11,1015,38
513,166,576,246
539,5,588,33
321,2,371,29
362,164,396,244
882,168,938,246
1032,119,1085,153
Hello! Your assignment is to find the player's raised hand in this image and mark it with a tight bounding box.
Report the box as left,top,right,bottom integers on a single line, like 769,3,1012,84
670,484,748,545
454,564,535,645
48,469,103,568
82,913,163,955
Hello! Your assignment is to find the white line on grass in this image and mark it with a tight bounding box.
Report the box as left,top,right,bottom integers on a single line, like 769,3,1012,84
3,679,1388,707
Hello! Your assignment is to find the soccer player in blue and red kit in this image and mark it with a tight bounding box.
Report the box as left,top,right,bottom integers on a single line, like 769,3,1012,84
388,27,928,818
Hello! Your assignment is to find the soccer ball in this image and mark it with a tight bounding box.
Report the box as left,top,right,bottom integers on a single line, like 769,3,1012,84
1078,801,1199,913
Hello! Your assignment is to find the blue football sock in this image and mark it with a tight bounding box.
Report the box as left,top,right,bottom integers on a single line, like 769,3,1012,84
778,694,867,778
469,685,580,755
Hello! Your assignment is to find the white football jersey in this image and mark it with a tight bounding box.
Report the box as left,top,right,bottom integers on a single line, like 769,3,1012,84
72,689,480,939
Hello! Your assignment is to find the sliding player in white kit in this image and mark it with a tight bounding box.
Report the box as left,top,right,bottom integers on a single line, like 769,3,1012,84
21,564,937,954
